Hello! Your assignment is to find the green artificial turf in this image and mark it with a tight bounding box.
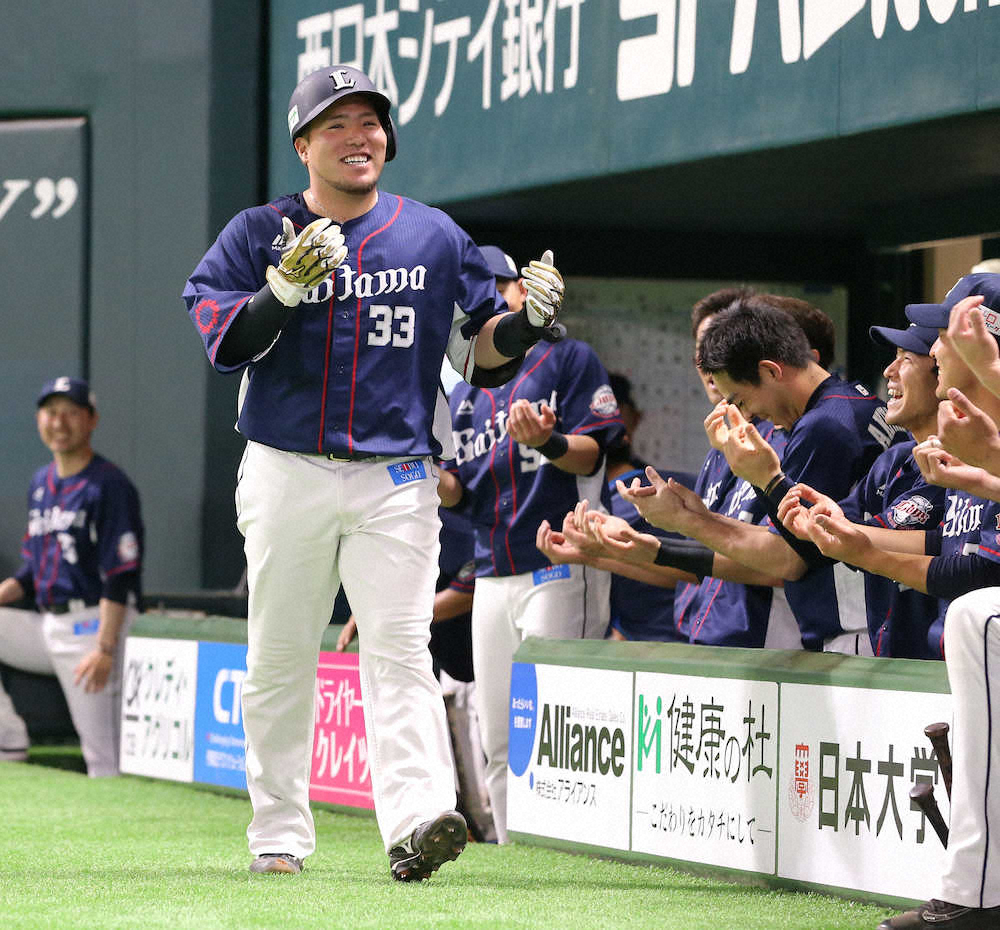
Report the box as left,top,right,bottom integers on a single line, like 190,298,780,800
0,749,899,930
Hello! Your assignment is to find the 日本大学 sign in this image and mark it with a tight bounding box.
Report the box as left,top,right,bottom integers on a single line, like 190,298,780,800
268,1,1000,204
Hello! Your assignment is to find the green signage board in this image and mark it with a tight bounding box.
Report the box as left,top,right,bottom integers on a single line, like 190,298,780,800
269,2,1000,204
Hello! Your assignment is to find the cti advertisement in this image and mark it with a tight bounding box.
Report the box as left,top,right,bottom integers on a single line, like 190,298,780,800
506,662,633,850
120,638,374,810
508,661,951,903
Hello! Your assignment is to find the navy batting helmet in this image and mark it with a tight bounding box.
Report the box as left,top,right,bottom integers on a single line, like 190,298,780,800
286,65,397,161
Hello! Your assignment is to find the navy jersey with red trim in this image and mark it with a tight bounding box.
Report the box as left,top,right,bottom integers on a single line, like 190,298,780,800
838,439,945,658
183,192,504,457
925,492,1000,658
16,455,143,610
446,338,625,577
769,376,905,650
674,423,786,647
608,468,694,643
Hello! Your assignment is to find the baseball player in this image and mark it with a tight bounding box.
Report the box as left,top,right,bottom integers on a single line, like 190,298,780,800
774,323,946,657
442,244,624,843
182,66,564,879
617,296,905,652
789,276,1000,667
0,377,143,776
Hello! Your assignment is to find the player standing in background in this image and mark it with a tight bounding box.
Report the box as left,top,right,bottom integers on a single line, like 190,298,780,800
183,66,564,880
441,243,624,844
0,377,143,776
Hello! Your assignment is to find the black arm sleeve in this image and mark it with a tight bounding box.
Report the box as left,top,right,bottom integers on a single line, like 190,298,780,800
925,553,1000,600
102,569,141,606
653,539,715,581
757,475,830,571
214,284,294,368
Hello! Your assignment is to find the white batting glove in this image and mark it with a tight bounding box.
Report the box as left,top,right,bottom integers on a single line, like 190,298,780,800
265,216,348,307
521,249,564,328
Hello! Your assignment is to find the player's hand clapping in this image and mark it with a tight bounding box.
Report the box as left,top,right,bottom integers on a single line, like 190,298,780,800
804,510,873,566
617,467,694,533
536,518,588,565
936,388,1000,471
719,406,782,489
777,483,843,541
944,295,1000,389
507,398,556,448
703,400,730,452
521,250,564,328
266,216,348,307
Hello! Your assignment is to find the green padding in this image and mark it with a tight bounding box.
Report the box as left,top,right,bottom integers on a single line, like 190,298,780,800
130,612,357,654
514,637,950,694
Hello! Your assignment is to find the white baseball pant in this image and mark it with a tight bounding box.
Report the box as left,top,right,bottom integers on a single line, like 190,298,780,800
236,441,456,859
0,604,130,776
472,563,611,843
939,588,1000,909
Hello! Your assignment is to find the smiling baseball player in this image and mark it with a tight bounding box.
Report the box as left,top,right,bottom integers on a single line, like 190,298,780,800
183,65,564,880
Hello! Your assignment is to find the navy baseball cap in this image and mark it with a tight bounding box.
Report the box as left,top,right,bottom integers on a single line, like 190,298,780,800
37,376,95,410
479,245,519,281
869,323,937,356
905,273,1000,335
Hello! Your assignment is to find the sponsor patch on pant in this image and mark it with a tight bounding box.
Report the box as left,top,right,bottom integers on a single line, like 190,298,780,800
73,618,100,635
532,564,571,585
387,460,427,485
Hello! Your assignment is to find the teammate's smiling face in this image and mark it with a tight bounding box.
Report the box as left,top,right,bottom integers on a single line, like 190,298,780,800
930,328,978,399
36,397,97,457
712,364,795,428
297,96,387,198
883,348,938,435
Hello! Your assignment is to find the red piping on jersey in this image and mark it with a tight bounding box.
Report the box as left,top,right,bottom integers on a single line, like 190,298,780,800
324,195,403,454
267,204,306,231
876,608,891,656
979,543,1000,560
503,346,555,572
691,578,724,640
570,416,624,434
208,297,252,365
106,561,139,577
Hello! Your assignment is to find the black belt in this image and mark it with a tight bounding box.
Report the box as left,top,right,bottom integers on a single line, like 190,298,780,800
45,600,99,614
325,451,381,462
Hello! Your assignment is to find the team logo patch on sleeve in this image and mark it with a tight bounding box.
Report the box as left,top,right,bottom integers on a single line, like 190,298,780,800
590,384,619,417
887,495,933,528
387,460,427,485
117,532,139,563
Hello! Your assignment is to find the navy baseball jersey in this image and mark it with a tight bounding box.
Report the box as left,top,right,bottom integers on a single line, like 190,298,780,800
838,439,945,658
925,491,1000,658
769,375,905,650
14,455,143,610
183,192,504,458
447,338,625,577
608,468,693,643
675,423,787,647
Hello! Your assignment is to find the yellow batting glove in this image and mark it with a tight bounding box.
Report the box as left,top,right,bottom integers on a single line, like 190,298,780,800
521,249,564,327
265,216,348,307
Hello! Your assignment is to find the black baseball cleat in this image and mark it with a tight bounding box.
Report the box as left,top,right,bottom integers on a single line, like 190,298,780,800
389,811,468,882
878,899,1000,929
249,853,303,875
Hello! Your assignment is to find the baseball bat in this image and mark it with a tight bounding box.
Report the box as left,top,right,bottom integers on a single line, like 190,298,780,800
924,722,952,800
910,781,949,848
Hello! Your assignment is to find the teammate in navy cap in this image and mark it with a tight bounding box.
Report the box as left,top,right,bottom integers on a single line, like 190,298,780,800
0,377,143,775
183,65,566,879
774,322,946,657
440,243,625,843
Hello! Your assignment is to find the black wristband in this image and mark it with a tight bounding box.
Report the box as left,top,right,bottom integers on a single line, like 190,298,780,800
492,309,544,357
762,472,789,500
536,432,569,459
652,539,715,580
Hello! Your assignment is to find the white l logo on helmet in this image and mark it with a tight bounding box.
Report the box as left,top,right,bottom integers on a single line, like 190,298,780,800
330,69,356,91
